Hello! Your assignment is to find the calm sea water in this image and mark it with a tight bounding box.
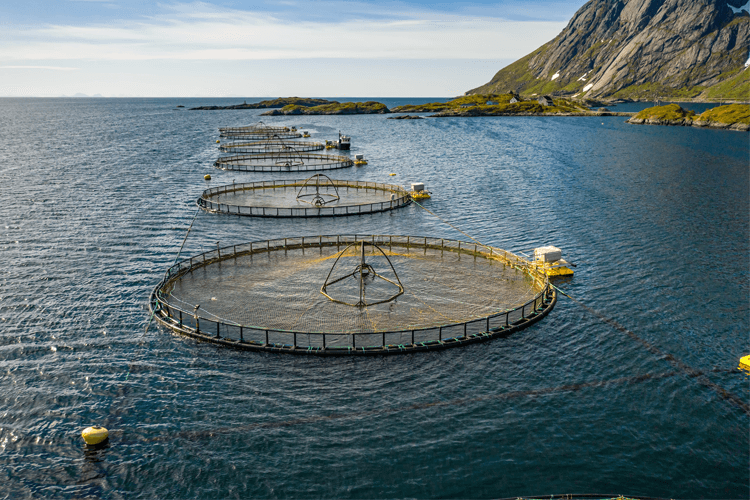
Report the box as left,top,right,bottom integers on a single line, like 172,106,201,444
0,98,747,499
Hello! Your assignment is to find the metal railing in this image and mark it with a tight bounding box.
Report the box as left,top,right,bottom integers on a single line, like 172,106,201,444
149,235,556,356
197,179,412,218
213,152,353,172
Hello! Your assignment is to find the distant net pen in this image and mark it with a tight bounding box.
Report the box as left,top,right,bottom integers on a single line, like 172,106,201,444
149,234,556,356
219,136,324,153
213,150,354,172
219,121,292,137
197,175,412,218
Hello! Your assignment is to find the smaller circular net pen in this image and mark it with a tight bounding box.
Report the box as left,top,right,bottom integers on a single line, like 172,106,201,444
219,135,324,154
213,150,354,172
219,121,291,136
149,235,557,356
197,174,412,217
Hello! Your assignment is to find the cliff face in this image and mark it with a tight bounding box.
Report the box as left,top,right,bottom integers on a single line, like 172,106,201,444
467,0,750,100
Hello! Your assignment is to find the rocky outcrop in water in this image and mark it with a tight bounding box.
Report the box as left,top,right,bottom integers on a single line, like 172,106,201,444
468,0,750,100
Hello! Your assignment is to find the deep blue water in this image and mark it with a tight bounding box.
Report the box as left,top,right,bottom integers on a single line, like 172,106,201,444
0,98,748,499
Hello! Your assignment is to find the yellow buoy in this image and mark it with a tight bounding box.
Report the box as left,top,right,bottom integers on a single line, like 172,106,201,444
82,426,109,445
216,140,220,143
739,355,750,372
389,173,396,176
204,174,211,180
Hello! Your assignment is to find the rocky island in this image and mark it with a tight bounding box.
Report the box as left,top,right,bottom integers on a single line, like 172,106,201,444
261,101,390,115
391,93,633,117
190,97,335,110
627,103,750,131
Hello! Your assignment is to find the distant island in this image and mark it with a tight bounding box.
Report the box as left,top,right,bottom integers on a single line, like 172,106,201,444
190,97,335,110
627,103,750,131
391,93,633,117
261,101,389,115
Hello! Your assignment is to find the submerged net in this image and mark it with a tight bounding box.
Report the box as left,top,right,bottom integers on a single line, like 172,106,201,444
151,235,554,353
219,122,292,136
197,178,411,217
219,139,324,153
214,152,353,172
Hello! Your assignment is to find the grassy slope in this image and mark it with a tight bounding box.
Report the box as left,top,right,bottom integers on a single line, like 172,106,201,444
632,103,750,124
632,104,697,120
282,101,389,114
696,103,750,124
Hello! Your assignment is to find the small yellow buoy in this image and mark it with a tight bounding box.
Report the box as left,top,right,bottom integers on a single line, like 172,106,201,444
204,174,211,180
739,355,750,372
216,140,220,144
389,173,396,176
82,426,109,446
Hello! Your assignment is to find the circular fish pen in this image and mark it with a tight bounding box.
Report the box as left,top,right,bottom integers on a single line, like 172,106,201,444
220,130,302,140
219,138,324,154
219,122,291,136
197,175,412,217
149,235,556,356
214,151,354,172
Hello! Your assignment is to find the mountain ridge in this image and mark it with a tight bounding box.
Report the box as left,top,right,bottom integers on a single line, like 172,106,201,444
467,0,750,100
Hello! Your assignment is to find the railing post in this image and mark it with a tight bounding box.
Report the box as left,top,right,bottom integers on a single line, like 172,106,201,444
240,326,244,342
265,330,269,345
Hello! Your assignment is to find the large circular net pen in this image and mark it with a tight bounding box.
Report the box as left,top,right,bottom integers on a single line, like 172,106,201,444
149,235,556,356
197,175,411,217
219,122,291,136
214,152,354,172
219,138,324,154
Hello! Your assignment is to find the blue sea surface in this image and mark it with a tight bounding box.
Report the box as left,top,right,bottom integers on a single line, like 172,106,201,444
0,98,748,499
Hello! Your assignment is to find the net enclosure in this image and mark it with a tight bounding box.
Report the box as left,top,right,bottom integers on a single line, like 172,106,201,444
149,235,556,356
214,151,354,172
219,122,291,136
197,175,411,217
219,138,324,154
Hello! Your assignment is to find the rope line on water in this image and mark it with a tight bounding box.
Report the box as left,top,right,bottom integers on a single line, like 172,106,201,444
127,206,203,382
410,199,748,416
551,283,750,416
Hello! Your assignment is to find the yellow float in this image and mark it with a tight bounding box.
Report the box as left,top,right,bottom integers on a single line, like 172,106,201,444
204,174,211,181
81,426,109,446
739,355,750,372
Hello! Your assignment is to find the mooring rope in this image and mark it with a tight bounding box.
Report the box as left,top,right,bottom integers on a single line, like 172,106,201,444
410,199,749,416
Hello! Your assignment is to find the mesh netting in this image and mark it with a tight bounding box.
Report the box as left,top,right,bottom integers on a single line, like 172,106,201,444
197,179,411,217
214,152,353,172
152,236,553,352
219,139,324,153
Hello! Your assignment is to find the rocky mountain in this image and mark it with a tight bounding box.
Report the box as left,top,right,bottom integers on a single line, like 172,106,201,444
467,0,750,100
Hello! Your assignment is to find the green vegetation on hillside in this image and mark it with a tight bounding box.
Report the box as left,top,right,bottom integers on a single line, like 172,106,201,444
190,97,334,110
262,101,389,115
697,104,750,124
392,94,590,116
632,103,696,121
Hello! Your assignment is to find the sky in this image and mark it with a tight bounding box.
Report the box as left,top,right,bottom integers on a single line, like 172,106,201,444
0,0,587,97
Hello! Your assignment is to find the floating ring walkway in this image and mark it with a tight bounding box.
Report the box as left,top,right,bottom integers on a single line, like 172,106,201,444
149,235,556,356
214,152,353,172
197,176,411,218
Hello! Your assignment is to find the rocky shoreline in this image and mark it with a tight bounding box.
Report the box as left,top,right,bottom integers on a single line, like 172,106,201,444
626,117,750,131
625,103,750,132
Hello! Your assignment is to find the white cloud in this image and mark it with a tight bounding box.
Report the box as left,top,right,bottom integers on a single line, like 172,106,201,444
0,65,79,70
2,2,566,62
